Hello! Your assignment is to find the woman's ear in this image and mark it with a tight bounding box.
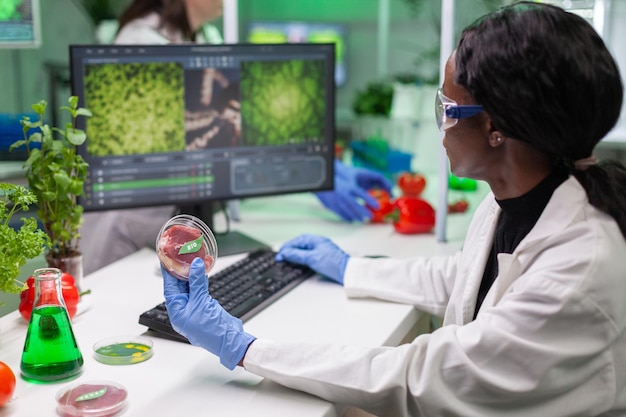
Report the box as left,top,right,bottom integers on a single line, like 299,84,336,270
487,119,505,147
489,131,505,147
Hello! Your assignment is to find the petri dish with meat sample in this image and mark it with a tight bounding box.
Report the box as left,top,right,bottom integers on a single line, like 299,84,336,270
56,380,128,417
155,214,218,280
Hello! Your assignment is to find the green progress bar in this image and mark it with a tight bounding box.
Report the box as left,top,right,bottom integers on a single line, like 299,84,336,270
92,176,213,192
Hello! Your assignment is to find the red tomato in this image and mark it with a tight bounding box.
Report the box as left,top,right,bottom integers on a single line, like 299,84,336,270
397,172,427,197
448,199,470,214
0,361,16,407
392,196,436,234
334,143,344,159
19,272,81,322
366,189,394,223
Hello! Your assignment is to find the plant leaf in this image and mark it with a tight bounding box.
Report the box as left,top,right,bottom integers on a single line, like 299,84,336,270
9,140,26,150
76,108,93,117
66,128,87,146
31,100,47,114
54,171,71,190
28,132,42,143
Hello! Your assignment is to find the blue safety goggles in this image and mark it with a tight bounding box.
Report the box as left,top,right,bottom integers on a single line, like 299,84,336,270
435,88,484,131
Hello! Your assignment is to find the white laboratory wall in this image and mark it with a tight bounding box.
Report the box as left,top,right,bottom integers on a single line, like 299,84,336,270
603,0,626,144
0,0,94,115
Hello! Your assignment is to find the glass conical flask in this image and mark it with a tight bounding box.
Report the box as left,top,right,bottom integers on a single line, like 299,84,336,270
20,267,83,383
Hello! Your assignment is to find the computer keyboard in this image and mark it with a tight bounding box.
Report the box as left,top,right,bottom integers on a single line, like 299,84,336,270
139,248,316,342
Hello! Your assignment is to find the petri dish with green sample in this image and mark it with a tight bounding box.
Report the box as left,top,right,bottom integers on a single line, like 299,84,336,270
93,336,153,365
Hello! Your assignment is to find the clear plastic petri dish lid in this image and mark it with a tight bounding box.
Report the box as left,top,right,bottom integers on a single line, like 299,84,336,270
155,214,218,280
56,380,128,417
93,336,154,366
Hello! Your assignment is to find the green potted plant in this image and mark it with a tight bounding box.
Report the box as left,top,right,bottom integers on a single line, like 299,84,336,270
10,96,92,289
352,80,394,117
0,183,49,295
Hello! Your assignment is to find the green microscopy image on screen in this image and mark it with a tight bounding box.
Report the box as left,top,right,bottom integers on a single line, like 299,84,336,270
83,62,185,156
239,59,327,146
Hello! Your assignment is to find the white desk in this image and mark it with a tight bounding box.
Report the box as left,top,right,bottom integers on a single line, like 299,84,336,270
0,161,26,186
0,192,475,417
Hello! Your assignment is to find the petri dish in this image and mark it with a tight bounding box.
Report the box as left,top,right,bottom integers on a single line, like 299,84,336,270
155,214,218,280
93,336,153,366
56,380,128,417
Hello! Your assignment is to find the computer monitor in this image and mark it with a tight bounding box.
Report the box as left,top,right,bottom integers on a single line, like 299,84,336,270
0,0,41,48
69,43,336,255
247,21,347,87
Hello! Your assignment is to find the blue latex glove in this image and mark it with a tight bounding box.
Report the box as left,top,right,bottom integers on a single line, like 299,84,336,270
162,258,256,370
315,160,393,222
275,234,349,285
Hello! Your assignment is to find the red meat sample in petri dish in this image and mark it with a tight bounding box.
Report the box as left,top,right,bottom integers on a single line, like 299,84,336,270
56,381,128,417
156,214,218,280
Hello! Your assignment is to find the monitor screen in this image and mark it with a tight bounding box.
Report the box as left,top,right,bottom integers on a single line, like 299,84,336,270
0,0,40,48
247,21,346,87
69,43,336,253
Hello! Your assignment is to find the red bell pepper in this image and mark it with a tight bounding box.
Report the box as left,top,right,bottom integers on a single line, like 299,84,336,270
19,272,82,322
397,172,427,197
391,196,436,234
366,189,394,223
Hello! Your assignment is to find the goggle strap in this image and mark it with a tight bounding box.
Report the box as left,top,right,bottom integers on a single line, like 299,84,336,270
444,105,484,119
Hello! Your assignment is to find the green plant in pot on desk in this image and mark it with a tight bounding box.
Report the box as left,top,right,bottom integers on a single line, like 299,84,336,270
0,183,50,295
10,97,92,290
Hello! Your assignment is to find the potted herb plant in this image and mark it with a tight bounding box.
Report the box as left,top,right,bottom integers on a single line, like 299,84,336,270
0,183,49,295
9,96,92,289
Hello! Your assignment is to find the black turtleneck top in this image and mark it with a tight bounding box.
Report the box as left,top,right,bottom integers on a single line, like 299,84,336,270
473,169,568,319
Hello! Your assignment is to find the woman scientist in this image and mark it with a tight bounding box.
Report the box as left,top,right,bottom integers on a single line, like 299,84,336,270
162,2,626,415
81,0,392,275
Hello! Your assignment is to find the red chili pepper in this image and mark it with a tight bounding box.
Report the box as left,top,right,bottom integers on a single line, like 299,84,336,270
366,189,394,223
19,272,82,322
397,172,427,197
391,196,436,234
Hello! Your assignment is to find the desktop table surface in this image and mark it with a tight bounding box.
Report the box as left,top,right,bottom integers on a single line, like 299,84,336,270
0,191,478,417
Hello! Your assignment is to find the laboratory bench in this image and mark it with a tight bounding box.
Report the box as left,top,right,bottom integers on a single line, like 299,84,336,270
0,190,481,417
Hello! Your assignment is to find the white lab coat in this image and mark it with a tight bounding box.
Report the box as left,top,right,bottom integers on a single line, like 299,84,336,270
244,176,626,416
80,13,223,275
115,12,223,45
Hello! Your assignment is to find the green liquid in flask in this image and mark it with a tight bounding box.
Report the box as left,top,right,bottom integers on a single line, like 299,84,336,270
20,305,84,382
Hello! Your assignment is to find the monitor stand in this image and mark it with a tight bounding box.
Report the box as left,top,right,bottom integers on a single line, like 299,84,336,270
177,201,270,257
213,230,270,257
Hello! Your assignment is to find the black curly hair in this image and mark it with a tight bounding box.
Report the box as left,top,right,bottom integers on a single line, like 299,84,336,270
455,1,626,239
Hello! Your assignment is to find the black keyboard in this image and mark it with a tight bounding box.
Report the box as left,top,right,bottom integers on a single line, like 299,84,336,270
139,248,316,342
